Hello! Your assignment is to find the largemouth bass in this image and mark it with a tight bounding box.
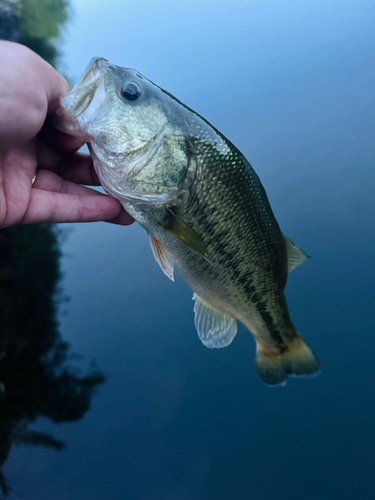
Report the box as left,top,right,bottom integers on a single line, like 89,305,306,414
58,57,320,385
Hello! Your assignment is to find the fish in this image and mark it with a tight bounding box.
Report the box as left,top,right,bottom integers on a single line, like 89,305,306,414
57,57,320,385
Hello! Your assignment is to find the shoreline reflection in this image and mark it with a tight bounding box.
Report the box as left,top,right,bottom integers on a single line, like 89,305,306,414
0,225,105,497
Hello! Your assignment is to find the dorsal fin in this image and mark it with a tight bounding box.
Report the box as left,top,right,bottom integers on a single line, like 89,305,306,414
283,235,310,273
193,294,237,348
149,235,175,281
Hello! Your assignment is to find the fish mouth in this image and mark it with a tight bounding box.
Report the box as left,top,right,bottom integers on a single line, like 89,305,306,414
61,57,110,118
74,57,109,90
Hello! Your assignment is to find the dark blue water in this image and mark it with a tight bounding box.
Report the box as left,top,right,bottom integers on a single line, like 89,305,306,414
3,0,375,498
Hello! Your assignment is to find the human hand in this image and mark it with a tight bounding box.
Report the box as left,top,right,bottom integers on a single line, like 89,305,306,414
0,41,134,229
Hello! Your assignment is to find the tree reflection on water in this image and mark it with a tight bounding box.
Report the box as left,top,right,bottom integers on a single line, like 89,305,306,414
0,226,106,497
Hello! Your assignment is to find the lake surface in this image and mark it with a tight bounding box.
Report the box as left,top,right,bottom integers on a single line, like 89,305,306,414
2,0,375,498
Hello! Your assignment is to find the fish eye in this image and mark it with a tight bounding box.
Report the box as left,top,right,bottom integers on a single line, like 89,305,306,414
121,82,141,101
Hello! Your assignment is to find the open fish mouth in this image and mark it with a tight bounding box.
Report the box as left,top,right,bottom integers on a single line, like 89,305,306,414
61,57,110,118
73,57,109,90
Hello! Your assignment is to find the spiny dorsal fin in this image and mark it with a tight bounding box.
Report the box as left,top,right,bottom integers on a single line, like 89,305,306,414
149,235,175,282
283,235,310,273
164,209,211,263
193,294,237,348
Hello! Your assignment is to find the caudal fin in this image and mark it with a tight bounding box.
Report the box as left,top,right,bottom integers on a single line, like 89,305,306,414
255,336,320,386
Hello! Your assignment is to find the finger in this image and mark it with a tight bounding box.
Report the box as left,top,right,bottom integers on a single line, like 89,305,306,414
21,188,127,225
40,121,85,153
37,143,100,185
33,169,101,196
107,209,135,225
37,55,70,113
30,170,134,225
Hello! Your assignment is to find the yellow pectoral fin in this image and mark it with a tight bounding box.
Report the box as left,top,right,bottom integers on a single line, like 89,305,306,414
165,209,211,262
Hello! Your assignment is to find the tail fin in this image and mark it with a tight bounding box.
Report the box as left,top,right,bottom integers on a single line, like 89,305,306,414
255,336,320,386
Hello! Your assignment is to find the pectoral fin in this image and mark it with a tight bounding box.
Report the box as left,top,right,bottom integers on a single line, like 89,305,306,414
193,294,237,348
284,235,310,273
149,235,174,281
165,209,211,262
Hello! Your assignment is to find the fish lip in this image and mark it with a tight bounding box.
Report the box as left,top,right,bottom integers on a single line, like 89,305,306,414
60,57,110,118
73,57,110,90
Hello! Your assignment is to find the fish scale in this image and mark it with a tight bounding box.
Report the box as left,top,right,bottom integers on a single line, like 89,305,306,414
177,139,291,340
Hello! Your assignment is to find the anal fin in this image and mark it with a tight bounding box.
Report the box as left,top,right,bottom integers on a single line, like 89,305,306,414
193,294,237,348
149,235,174,282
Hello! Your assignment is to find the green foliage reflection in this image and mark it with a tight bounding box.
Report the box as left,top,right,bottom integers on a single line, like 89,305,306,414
17,0,70,67
18,0,69,40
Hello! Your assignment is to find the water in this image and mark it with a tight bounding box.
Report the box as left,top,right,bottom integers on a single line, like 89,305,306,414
2,0,375,498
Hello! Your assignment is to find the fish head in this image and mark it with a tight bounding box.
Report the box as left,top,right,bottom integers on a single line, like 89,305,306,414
59,57,195,204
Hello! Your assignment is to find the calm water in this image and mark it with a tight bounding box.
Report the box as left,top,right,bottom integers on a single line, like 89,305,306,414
2,0,375,498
